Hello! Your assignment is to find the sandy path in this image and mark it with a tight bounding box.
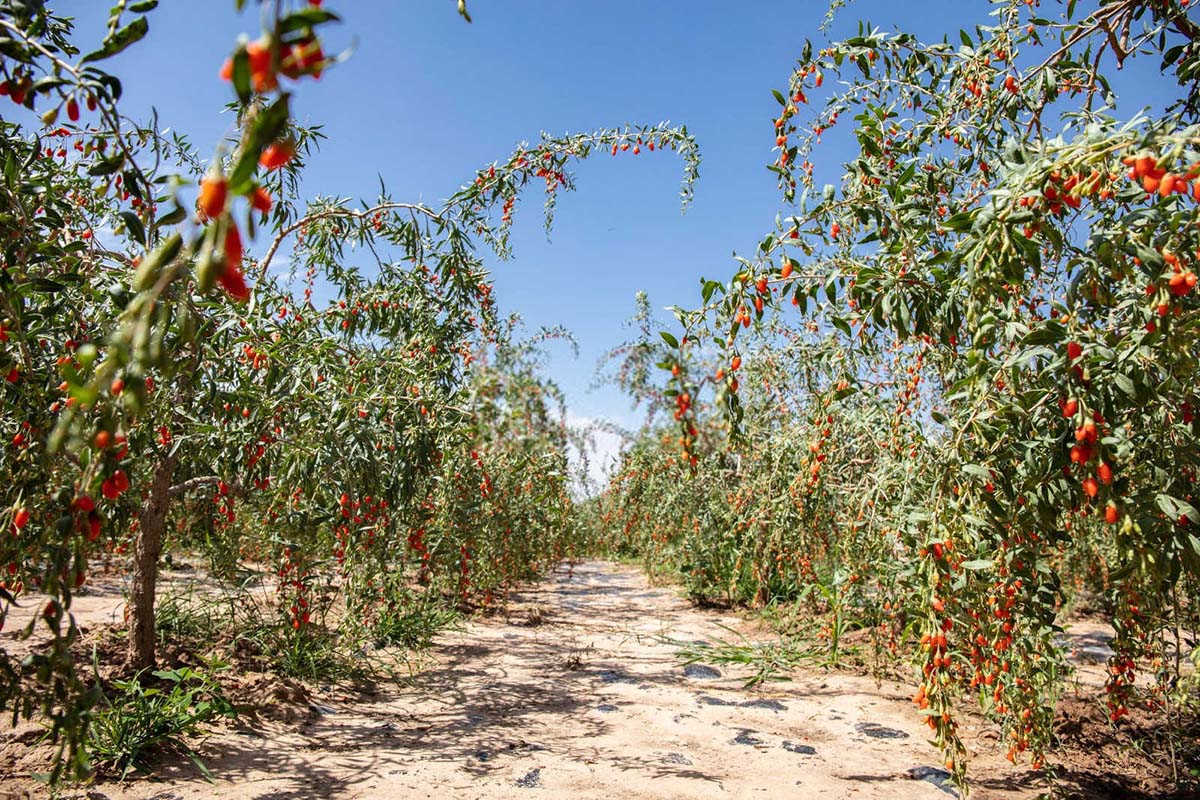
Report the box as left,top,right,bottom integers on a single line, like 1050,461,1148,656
5,560,1043,800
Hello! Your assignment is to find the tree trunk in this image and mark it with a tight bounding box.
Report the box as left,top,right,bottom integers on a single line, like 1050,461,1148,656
125,454,176,673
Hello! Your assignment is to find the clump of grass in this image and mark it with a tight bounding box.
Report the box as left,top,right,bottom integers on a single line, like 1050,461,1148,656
155,589,223,651
87,663,236,779
371,600,461,650
269,625,352,682
665,622,830,687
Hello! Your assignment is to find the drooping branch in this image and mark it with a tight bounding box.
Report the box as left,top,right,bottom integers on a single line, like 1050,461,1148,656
255,201,443,281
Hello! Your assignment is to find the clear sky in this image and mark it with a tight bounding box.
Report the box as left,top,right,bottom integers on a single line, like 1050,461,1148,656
54,1,1178,442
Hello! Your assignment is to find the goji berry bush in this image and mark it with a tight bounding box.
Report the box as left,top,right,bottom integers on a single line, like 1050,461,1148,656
0,0,698,781
594,0,1200,792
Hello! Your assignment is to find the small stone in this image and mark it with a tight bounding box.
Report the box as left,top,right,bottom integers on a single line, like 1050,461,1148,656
732,729,763,746
855,722,909,739
740,698,786,711
596,669,634,684
782,741,816,755
684,664,722,679
596,703,619,713
663,752,693,765
516,767,542,788
906,766,957,796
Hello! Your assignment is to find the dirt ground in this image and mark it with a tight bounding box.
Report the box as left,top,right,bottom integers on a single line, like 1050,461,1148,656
3,559,1191,799
1,560,1051,800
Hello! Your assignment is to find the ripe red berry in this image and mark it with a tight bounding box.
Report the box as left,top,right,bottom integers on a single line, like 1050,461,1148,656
260,141,295,171
250,186,273,214
198,174,228,220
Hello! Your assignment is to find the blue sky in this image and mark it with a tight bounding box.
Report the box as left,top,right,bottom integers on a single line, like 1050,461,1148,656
56,1,1177,441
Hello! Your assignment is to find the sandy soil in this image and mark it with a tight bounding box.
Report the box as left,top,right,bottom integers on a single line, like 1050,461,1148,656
2,560,1051,800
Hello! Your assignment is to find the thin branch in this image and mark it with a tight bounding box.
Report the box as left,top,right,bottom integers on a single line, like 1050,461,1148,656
255,201,444,281
167,476,240,499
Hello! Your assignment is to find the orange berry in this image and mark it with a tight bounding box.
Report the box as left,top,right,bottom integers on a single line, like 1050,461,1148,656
198,174,228,220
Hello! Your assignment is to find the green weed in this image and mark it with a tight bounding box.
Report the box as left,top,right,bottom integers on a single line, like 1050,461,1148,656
87,663,236,779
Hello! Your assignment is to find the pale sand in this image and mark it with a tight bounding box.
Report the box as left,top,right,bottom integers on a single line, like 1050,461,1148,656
2,560,1043,799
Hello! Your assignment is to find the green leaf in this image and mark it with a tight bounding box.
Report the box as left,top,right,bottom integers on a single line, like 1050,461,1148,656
1185,533,1200,561
961,559,992,570
1158,494,1200,525
156,203,186,227
232,47,252,105
31,76,69,93
97,72,124,101
278,7,341,34
660,331,679,348
88,154,125,176
942,211,974,232
1020,320,1064,346
82,17,149,63
895,297,911,337
120,211,146,245
122,169,142,200
1112,373,1136,399
962,464,990,480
